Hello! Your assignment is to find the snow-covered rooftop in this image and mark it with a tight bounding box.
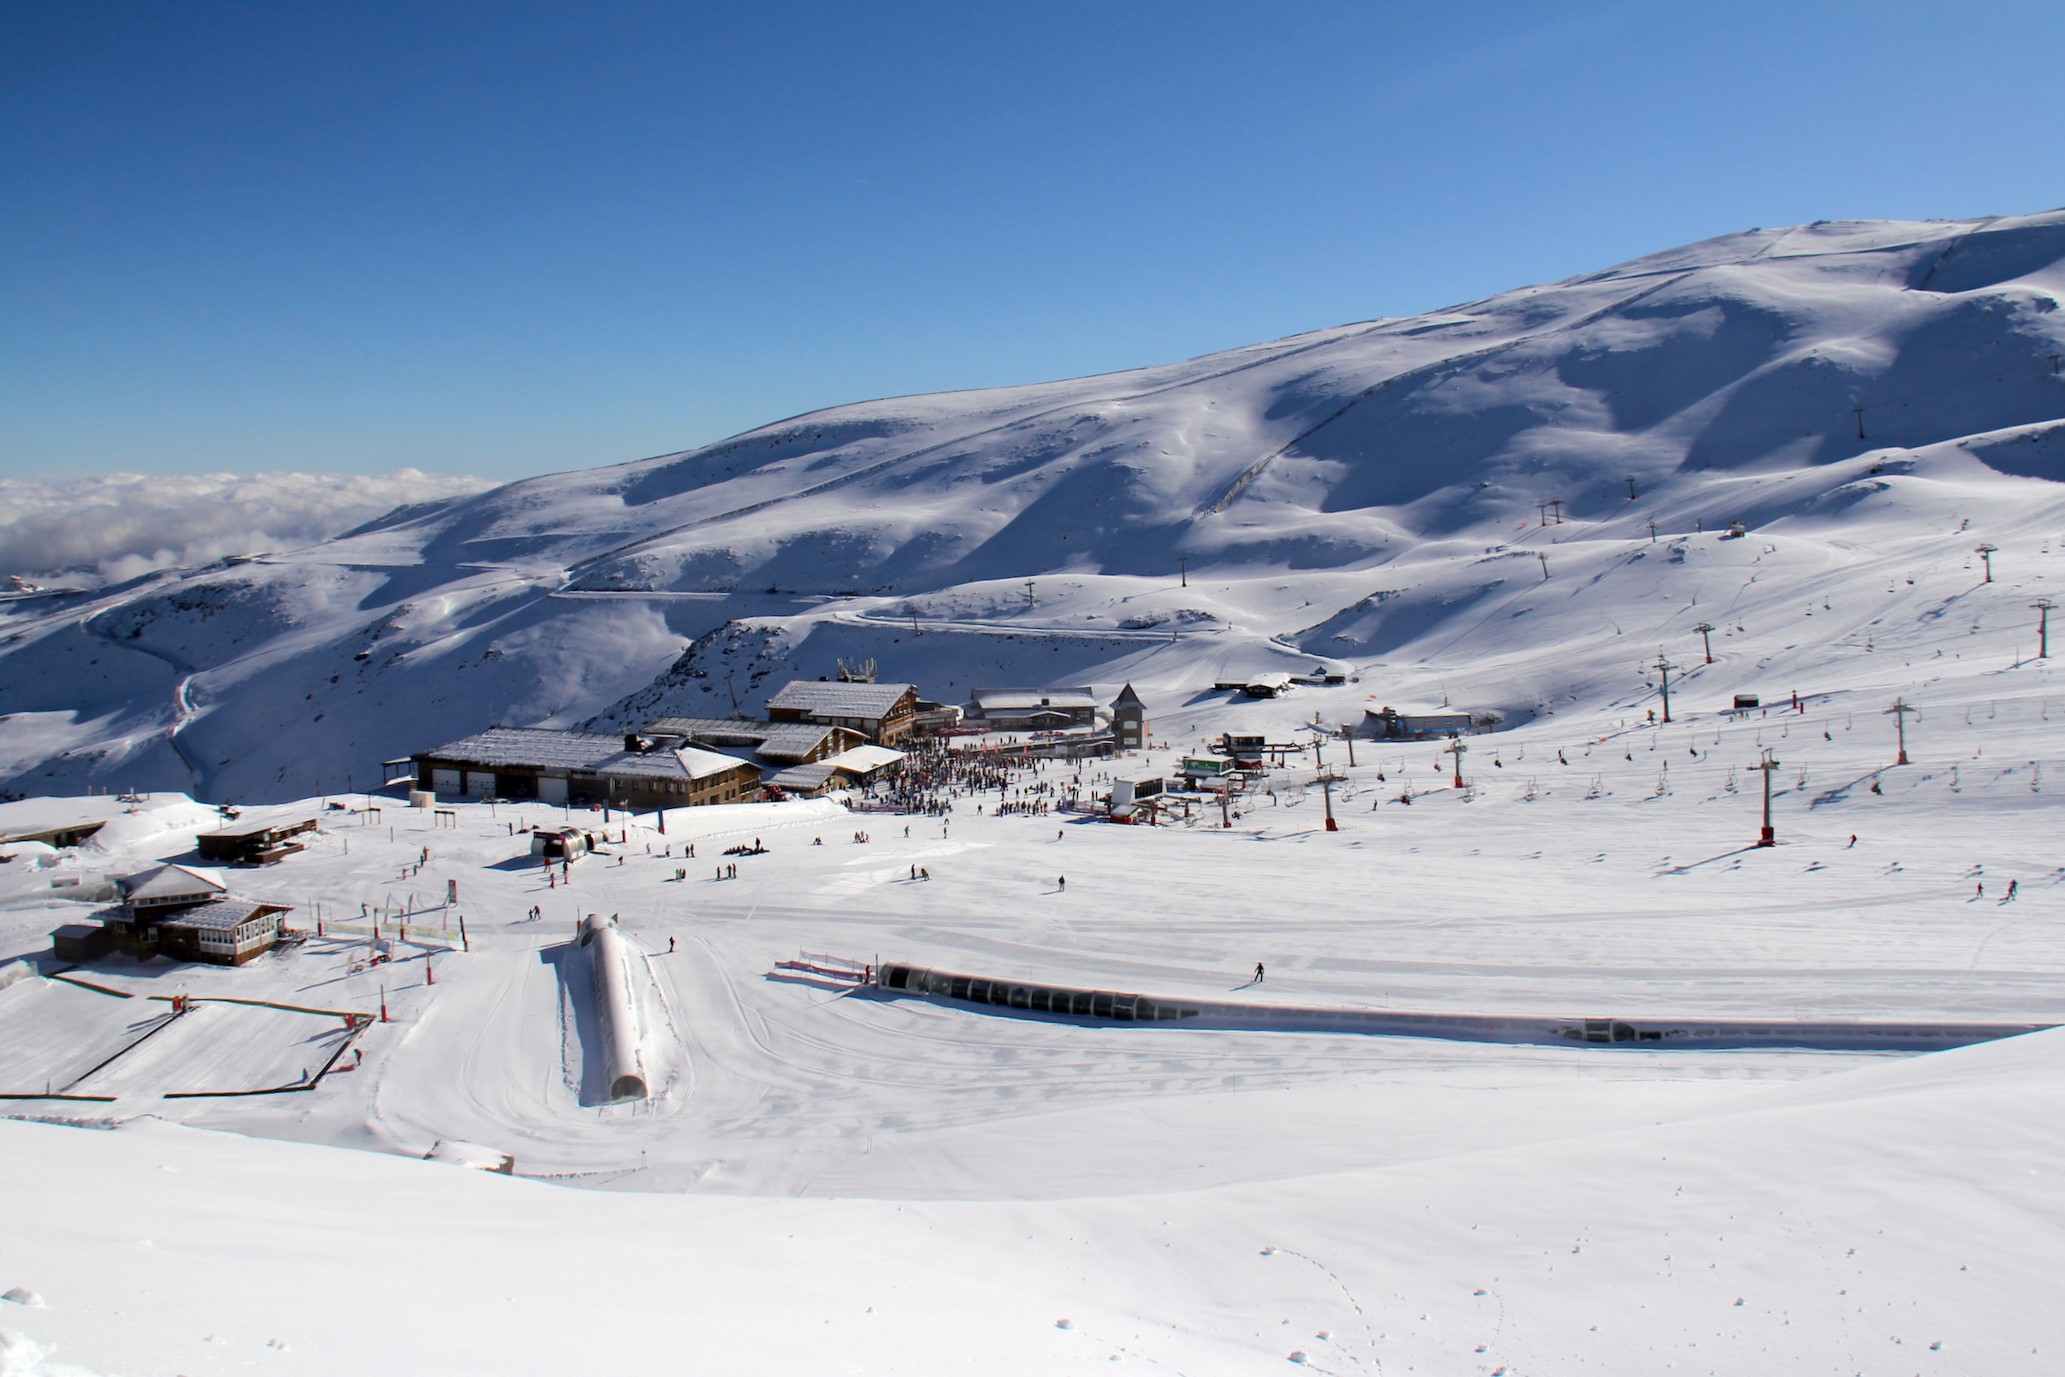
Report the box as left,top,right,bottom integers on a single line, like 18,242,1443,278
972,687,1098,712
766,681,915,718
118,863,226,903
644,716,844,762
154,898,285,932
420,727,755,781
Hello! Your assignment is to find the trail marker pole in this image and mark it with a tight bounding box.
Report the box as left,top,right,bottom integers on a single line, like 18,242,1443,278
1694,622,1716,664
1750,750,1781,847
2033,599,2055,659
1884,697,1916,766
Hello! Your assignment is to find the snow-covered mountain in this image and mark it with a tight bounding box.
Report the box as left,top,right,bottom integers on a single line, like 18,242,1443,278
6,210,2065,801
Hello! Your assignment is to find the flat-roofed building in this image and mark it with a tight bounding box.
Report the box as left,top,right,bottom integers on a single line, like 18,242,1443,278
196,816,318,866
1360,706,1475,740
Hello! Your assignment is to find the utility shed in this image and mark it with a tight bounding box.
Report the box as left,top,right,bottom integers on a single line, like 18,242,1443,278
51,923,115,963
196,817,318,866
765,681,920,745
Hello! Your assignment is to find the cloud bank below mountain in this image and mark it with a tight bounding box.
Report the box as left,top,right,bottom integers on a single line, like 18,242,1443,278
0,470,494,585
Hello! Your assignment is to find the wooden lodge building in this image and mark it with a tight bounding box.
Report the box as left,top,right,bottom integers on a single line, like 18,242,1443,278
196,816,318,866
969,687,1100,732
764,681,920,746
413,727,761,809
641,716,865,772
57,863,296,966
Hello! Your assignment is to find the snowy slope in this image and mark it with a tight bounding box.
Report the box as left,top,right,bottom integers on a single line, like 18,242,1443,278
11,209,2065,1373
6,1025,2063,1375
5,210,2065,804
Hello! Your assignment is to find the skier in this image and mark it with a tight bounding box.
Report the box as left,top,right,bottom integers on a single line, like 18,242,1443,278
1253,962,1265,984
668,936,676,953
2007,879,2020,901
1058,876,1066,891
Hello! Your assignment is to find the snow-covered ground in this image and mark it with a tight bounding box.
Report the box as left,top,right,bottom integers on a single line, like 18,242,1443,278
4,587,2065,1371
6,211,2065,1372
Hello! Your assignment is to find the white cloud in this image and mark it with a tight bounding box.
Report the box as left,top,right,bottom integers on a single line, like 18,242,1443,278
0,469,496,586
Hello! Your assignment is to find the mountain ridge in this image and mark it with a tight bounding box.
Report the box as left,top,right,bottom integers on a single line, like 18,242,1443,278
5,208,2065,800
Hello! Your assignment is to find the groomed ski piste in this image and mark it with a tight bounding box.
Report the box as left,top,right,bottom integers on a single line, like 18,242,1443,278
4,212,2065,1373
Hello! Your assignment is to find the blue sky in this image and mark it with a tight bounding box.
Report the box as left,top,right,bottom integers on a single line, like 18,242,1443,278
5,1,2064,482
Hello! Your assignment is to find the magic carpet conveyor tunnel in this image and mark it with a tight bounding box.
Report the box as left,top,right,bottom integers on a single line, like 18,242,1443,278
871,964,2054,1053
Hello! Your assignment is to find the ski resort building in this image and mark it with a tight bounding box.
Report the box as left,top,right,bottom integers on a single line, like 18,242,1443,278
413,728,761,809
120,863,228,912
765,681,920,746
196,816,318,866
1110,684,1148,750
1359,706,1475,740
764,744,906,796
87,863,294,965
640,716,865,771
969,687,1100,731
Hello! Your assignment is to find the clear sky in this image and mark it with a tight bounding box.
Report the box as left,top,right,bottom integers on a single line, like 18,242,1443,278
6,0,2064,482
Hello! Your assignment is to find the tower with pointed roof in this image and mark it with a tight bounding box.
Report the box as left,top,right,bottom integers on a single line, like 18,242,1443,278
1110,684,1148,751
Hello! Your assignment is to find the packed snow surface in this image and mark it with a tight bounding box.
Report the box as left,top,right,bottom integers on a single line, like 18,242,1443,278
5,211,2065,1371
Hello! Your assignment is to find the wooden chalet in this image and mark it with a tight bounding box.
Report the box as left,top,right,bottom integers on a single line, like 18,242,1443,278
765,681,920,746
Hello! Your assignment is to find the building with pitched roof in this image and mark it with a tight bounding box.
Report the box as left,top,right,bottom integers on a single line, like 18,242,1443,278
641,716,865,770
1110,683,1149,750
413,727,761,809
764,681,920,745
87,864,293,965
764,744,907,797
969,686,1100,731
